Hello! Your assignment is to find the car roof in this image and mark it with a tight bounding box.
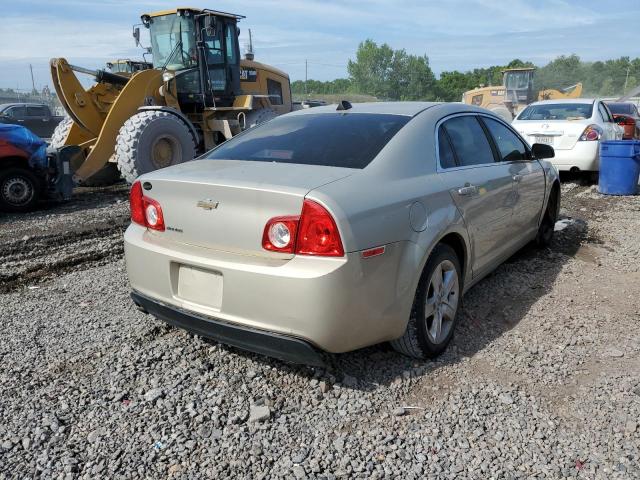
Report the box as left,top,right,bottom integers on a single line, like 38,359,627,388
528,98,597,106
0,103,46,109
288,101,442,117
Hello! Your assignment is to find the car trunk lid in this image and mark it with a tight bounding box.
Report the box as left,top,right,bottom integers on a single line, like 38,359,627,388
515,120,590,150
139,159,353,258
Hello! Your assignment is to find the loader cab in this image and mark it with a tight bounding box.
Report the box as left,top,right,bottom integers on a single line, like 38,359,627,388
502,68,536,106
142,8,243,111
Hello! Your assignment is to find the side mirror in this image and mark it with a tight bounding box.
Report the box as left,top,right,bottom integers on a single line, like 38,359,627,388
133,27,141,46
532,143,555,159
205,15,216,36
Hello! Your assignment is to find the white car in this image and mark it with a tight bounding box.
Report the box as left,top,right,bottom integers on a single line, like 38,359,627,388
512,99,623,172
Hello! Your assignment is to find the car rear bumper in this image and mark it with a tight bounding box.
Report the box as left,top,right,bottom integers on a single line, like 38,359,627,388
124,224,415,355
548,141,599,171
131,290,325,366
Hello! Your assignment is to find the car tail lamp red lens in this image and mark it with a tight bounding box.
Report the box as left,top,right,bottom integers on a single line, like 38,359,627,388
130,181,145,225
129,181,165,231
296,200,344,257
262,216,299,253
262,199,344,257
579,125,602,141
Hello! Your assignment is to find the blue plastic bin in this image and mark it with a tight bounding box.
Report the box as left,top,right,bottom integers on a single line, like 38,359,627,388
598,140,640,195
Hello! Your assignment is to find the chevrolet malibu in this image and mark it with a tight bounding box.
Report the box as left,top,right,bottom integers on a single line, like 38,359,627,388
125,102,560,366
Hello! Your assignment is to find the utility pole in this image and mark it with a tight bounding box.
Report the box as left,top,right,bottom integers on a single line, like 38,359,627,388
305,59,308,96
624,65,631,94
29,64,37,94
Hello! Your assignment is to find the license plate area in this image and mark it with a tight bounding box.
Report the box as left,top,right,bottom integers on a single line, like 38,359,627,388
174,264,223,310
535,135,554,145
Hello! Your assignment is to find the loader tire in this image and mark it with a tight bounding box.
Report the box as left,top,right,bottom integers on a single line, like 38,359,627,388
50,117,73,148
115,111,196,183
244,108,278,130
490,106,513,123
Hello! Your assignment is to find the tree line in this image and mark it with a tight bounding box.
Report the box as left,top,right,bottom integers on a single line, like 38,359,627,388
291,39,640,101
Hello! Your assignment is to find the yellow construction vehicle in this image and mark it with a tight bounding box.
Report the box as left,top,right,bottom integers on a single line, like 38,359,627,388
462,67,582,122
50,8,293,184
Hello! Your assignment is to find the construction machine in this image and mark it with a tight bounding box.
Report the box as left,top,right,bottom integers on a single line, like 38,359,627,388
50,8,293,184
462,67,583,122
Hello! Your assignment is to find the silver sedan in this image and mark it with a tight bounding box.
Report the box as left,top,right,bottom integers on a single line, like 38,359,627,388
124,102,560,366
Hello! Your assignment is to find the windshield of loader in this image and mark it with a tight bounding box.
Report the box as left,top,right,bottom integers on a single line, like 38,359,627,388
504,71,532,90
149,14,197,70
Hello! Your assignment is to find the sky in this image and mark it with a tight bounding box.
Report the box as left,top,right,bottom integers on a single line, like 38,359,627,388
1,0,639,91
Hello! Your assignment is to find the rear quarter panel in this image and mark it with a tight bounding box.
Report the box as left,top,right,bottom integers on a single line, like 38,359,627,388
310,104,475,310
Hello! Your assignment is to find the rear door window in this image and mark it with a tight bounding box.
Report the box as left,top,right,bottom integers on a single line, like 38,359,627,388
442,115,495,167
481,117,529,162
206,113,410,169
437,127,457,169
27,106,48,117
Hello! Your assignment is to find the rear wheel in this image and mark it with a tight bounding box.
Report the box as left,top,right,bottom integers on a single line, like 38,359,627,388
391,244,462,359
115,111,196,183
0,167,40,213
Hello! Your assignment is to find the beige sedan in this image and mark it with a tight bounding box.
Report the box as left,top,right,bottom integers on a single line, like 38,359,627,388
125,102,559,365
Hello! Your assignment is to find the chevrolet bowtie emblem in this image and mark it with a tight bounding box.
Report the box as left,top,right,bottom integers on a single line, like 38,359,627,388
197,199,219,210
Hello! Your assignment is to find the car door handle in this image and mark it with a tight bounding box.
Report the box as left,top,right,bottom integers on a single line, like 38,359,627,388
457,185,479,196
512,174,523,183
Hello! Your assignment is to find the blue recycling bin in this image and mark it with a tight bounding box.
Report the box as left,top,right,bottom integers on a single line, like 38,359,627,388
598,140,640,195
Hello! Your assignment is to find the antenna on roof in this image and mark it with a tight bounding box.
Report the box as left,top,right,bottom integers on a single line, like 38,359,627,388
336,100,352,111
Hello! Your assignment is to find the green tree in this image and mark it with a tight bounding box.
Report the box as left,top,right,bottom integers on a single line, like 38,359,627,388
347,39,437,100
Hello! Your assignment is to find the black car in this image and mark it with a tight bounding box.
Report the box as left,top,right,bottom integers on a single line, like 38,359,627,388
0,103,64,139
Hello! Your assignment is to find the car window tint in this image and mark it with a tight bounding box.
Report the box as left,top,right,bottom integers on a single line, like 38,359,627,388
437,127,457,168
205,113,410,169
482,117,528,162
442,116,495,166
8,106,26,117
27,106,48,117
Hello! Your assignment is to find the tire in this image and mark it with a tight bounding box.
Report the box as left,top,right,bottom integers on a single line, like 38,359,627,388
244,108,278,130
536,185,560,248
50,117,73,148
391,244,462,359
490,106,513,123
0,167,41,213
115,111,196,183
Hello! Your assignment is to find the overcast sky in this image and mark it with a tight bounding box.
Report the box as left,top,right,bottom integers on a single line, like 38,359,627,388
1,0,638,90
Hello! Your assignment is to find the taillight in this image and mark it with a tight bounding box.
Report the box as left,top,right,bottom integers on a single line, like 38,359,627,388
262,216,299,253
129,180,165,232
130,181,145,226
296,199,344,257
579,125,603,141
261,199,344,257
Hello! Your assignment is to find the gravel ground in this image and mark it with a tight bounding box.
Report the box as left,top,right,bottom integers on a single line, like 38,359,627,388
0,183,639,479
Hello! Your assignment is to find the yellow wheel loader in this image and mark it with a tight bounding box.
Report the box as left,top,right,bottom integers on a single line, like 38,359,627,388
462,68,583,122
50,8,293,184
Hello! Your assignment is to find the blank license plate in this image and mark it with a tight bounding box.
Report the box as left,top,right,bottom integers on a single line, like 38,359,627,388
177,265,223,309
535,135,554,145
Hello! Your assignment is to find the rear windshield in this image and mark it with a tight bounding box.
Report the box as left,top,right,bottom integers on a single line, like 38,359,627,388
517,103,593,121
606,103,632,115
205,113,410,169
